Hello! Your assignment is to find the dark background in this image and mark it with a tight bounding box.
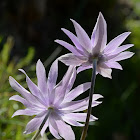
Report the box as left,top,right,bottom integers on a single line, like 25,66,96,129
0,0,139,140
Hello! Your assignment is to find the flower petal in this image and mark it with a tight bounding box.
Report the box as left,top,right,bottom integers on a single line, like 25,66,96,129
113,44,134,54
64,82,91,102
9,76,43,107
19,69,47,105
9,95,30,107
54,66,75,104
56,119,75,140
40,118,49,136
36,59,48,94
97,66,112,79
47,59,58,93
109,51,134,62
77,65,92,73
63,113,98,122
105,61,122,70
55,39,83,56
24,116,44,134
12,109,41,118
104,32,131,53
62,116,84,127
70,19,92,52
66,67,77,93
59,53,85,66
49,116,62,139
61,94,103,112
92,12,107,54
61,28,86,52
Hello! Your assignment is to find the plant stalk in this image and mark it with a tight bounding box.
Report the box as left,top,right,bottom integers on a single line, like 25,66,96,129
31,110,52,140
80,59,97,140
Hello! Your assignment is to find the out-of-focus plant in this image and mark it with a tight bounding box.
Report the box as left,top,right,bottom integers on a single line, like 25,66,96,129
0,36,35,140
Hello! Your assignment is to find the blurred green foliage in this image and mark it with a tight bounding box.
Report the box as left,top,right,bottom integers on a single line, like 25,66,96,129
0,36,35,140
0,0,139,140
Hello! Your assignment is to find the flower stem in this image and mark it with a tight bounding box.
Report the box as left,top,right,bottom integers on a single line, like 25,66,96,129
80,59,97,140
31,110,52,140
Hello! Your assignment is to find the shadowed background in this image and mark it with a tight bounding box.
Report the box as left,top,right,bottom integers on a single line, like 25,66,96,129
0,0,139,140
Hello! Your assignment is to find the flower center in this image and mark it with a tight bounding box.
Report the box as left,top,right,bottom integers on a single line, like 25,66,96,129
48,106,54,110
88,53,106,64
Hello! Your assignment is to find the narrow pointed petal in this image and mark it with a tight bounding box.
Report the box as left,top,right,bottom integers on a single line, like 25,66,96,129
12,109,41,118
9,76,43,107
49,117,62,139
109,51,134,62
40,118,49,136
105,61,123,70
97,67,112,79
77,65,92,73
104,32,131,53
19,69,46,105
56,119,75,140
61,28,85,52
9,95,30,107
70,19,92,52
63,113,98,122
92,12,107,54
36,59,48,94
62,116,84,127
61,94,103,112
54,66,75,104
64,82,91,102
66,67,77,93
24,116,43,134
55,39,82,56
113,44,134,54
47,59,58,93
58,53,85,66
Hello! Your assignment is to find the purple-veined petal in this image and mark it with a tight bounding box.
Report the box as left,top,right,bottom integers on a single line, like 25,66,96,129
92,12,107,54
70,19,92,52
12,108,43,118
62,116,84,127
9,76,44,107
19,69,47,105
105,61,122,70
104,32,131,53
56,119,75,140
49,116,62,139
64,82,91,102
47,59,58,93
36,59,48,94
109,51,134,62
77,65,92,73
63,113,98,122
9,95,30,107
55,39,83,56
112,44,134,54
58,53,85,66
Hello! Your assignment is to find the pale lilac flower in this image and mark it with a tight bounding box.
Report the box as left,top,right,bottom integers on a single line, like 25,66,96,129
55,12,134,78
9,59,102,140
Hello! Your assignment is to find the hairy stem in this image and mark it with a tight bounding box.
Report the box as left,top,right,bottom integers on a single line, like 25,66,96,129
80,59,97,140
31,110,52,140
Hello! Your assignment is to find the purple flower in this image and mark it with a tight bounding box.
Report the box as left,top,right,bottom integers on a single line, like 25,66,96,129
9,59,102,140
55,12,134,78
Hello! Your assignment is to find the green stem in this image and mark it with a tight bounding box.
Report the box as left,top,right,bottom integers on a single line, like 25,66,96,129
80,59,97,140
31,110,52,140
